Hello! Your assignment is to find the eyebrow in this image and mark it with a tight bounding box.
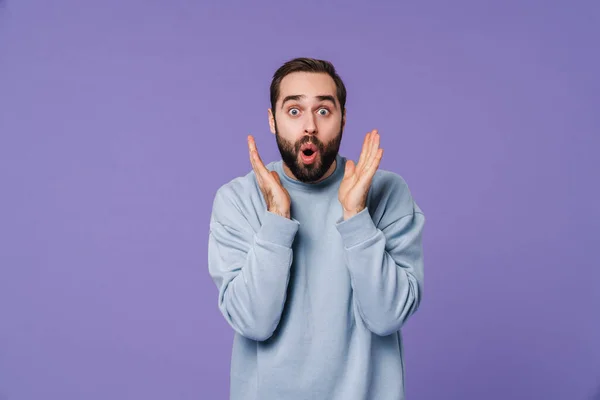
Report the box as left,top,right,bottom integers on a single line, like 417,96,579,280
280,94,338,109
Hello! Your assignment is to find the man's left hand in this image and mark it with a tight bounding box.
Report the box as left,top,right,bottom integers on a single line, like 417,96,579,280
338,129,383,220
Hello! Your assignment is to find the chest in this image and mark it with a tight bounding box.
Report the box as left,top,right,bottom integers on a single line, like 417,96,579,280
287,190,350,288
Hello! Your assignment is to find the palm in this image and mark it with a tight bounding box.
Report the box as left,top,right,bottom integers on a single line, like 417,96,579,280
248,135,291,218
338,171,366,213
266,172,291,210
338,130,383,217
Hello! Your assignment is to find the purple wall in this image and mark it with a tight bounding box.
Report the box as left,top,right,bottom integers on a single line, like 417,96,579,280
1,1,598,399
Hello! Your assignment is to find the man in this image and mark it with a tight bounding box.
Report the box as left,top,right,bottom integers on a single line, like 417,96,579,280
208,57,425,400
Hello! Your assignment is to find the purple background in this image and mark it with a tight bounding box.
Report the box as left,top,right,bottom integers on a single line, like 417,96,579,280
1,1,599,399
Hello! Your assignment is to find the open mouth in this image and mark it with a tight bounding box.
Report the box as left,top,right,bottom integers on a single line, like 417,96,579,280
300,143,319,164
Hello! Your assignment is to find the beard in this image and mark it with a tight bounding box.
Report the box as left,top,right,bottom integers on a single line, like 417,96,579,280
274,119,343,183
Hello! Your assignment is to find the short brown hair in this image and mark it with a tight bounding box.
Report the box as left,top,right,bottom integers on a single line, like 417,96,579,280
270,57,347,117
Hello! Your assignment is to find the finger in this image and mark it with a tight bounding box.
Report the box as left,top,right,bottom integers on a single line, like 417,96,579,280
248,137,268,190
248,136,265,171
248,136,270,181
369,130,379,156
373,147,383,170
252,148,270,181
363,130,380,173
248,136,256,170
359,143,382,177
248,135,256,167
356,131,371,171
248,136,261,179
363,129,379,172
360,147,383,185
343,159,355,179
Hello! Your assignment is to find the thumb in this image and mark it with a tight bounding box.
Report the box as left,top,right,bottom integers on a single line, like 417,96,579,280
344,159,355,179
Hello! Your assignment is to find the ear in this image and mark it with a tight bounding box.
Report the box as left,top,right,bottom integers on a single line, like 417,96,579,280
268,108,276,135
342,108,346,129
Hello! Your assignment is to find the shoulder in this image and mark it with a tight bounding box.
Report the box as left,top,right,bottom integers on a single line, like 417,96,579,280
213,159,280,203
210,162,276,227
213,173,254,208
368,168,423,226
370,169,411,209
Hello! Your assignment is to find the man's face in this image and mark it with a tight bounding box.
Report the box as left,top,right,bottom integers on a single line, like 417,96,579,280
269,72,345,183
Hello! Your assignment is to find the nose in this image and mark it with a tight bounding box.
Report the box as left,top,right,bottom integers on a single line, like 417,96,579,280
304,113,317,135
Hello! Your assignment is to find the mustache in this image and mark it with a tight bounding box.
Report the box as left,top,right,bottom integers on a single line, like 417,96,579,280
295,136,323,152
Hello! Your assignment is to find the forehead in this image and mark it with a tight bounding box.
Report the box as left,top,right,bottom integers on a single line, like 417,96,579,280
278,72,337,103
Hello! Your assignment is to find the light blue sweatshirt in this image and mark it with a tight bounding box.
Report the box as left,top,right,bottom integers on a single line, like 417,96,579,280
208,153,425,400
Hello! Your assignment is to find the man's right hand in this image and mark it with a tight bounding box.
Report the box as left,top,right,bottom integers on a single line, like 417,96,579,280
248,135,291,219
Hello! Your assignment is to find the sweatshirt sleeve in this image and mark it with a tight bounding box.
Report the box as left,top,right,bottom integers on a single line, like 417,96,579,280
335,177,425,336
208,185,300,341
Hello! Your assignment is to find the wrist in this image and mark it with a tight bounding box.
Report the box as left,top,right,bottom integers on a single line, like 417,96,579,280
269,207,290,219
343,206,365,221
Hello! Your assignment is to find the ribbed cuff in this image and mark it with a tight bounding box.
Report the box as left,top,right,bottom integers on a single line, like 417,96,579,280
335,207,379,248
256,210,300,248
